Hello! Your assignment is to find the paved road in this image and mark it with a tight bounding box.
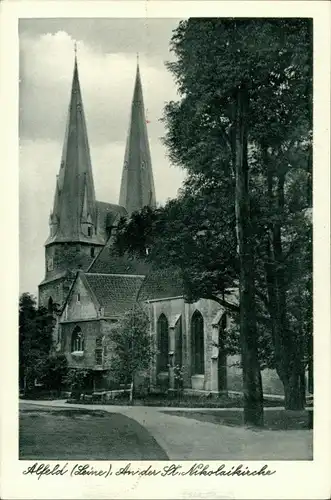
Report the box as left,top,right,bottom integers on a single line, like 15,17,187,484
20,400,313,460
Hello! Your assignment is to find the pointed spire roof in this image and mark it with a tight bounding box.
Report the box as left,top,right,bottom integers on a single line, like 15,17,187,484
47,50,101,245
119,59,156,215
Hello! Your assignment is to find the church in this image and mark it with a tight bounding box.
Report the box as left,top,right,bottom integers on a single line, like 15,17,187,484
38,54,283,397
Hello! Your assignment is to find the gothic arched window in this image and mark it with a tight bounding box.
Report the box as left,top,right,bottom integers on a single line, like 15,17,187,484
48,296,53,313
71,326,84,352
157,314,169,372
191,310,204,375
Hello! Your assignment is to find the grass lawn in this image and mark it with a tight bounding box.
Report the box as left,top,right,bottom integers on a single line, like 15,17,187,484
162,408,313,430
67,393,286,408
19,404,168,460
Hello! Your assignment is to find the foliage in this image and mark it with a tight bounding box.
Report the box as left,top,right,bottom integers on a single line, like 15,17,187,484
116,177,238,308
107,305,155,394
116,19,312,414
64,368,91,391
173,364,185,394
19,293,56,390
40,353,68,391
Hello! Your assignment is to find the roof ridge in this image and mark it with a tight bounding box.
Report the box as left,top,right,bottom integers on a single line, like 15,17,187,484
85,273,146,278
96,200,126,209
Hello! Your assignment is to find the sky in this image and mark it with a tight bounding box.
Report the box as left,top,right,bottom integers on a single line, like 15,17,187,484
19,18,186,297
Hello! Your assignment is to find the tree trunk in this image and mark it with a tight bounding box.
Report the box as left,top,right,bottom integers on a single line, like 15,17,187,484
262,150,306,411
308,334,313,393
130,378,134,404
234,84,264,427
283,364,305,411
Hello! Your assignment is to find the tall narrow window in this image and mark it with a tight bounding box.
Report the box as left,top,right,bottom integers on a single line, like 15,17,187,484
95,337,103,365
71,326,84,352
87,226,92,237
175,317,183,367
191,310,204,375
90,247,95,258
48,296,53,313
157,314,169,372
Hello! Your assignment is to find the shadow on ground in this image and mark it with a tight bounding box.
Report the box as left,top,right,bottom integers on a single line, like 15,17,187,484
162,409,312,430
19,405,168,460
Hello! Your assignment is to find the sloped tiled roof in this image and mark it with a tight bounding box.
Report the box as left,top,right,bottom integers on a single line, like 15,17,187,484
137,266,184,301
88,236,151,276
84,273,145,317
96,201,127,240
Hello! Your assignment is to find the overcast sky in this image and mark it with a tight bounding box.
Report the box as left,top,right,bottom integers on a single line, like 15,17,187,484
19,18,186,297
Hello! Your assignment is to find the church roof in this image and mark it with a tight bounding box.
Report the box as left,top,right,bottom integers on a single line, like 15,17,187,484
119,61,156,215
46,54,101,245
95,201,127,241
137,266,184,301
87,234,151,275
84,273,145,317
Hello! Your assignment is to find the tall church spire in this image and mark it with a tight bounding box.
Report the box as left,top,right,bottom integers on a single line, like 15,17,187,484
47,48,100,244
119,59,156,215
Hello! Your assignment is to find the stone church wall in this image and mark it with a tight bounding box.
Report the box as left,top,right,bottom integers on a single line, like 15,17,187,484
60,319,101,369
39,277,68,309
148,297,225,392
44,243,100,282
148,298,186,389
185,299,223,391
147,296,286,396
225,355,285,396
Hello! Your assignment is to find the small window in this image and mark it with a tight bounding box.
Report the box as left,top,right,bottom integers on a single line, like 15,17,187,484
90,247,95,258
87,227,92,237
77,293,80,303
95,349,103,365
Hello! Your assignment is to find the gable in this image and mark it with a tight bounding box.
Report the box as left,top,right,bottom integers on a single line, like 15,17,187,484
62,274,99,321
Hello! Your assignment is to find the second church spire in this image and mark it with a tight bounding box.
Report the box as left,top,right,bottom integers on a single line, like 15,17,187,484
119,59,156,215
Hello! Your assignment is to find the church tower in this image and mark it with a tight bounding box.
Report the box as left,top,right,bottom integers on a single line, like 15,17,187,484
119,58,156,215
39,50,105,308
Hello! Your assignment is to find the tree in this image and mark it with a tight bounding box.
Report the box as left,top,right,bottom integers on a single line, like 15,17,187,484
115,19,312,419
41,353,68,393
162,18,312,415
19,293,55,391
64,368,91,399
107,305,155,401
